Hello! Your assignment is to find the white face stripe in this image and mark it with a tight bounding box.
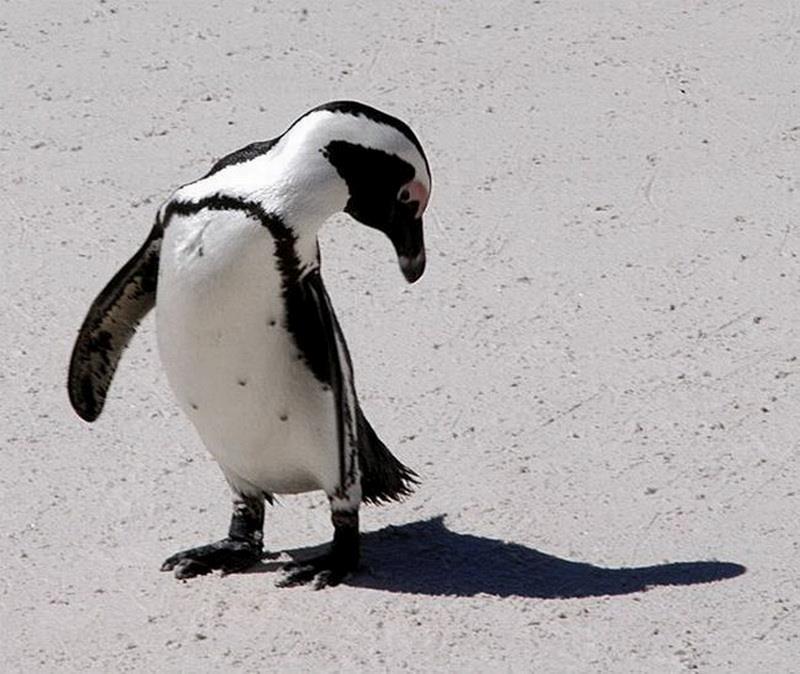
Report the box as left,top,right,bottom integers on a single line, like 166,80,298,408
288,110,431,192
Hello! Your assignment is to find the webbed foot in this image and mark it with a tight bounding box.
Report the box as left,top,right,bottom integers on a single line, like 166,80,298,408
277,509,359,589
161,538,262,579
277,551,358,589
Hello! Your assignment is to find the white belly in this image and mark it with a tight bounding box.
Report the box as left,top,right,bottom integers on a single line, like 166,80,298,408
155,209,339,495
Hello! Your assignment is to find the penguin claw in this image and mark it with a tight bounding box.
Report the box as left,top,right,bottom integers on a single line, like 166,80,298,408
276,555,356,589
161,538,262,579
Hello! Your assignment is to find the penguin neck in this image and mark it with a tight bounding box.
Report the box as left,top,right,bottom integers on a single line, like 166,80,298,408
174,112,363,271
264,130,349,272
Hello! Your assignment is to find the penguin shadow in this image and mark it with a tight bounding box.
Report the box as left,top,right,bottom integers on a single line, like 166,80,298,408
253,516,745,598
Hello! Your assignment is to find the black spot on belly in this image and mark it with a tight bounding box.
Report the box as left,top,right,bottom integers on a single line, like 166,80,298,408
190,402,199,410
268,318,277,327
237,379,247,387
279,413,288,422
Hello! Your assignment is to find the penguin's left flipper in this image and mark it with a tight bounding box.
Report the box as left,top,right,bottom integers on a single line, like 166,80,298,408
68,222,163,422
277,271,361,589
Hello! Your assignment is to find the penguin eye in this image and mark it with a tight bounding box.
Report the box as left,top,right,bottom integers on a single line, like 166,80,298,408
398,188,411,203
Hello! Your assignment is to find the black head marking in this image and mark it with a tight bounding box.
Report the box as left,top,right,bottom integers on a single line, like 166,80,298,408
322,140,425,278
322,141,416,229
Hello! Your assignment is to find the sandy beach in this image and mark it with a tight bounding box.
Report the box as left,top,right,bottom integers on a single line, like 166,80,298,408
2,1,799,670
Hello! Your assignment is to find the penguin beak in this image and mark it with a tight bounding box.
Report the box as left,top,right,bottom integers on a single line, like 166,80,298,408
398,248,426,283
390,216,426,284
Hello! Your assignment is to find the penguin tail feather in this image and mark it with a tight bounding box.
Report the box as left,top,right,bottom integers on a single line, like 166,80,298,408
357,411,419,505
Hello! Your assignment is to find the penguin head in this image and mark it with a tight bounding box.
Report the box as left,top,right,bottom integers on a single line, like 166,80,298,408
309,102,431,283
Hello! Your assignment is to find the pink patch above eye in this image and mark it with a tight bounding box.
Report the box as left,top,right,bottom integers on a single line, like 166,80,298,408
405,180,429,219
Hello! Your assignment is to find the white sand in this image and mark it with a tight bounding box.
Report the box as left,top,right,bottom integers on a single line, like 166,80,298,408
2,1,798,670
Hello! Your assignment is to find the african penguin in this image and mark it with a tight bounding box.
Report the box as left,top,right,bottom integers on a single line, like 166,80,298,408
68,101,431,588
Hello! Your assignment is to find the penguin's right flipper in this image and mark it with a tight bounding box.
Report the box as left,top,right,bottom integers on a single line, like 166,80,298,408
67,222,162,422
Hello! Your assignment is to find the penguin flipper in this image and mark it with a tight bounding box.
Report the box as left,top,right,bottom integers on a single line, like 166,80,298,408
302,269,418,505
68,223,162,421
302,269,353,490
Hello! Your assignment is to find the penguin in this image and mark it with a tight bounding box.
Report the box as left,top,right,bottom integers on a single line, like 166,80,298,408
67,101,431,589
